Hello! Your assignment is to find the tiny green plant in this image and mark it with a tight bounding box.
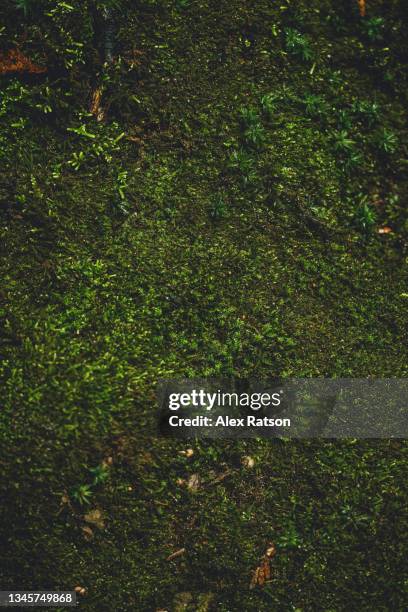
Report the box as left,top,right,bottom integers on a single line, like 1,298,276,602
260,93,278,118
303,94,327,117
228,148,257,184
334,130,355,152
176,0,190,8
229,148,254,173
338,109,352,130
344,150,363,172
278,522,302,549
239,106,260,127
244,122,266,148
116,170,128,201
15,0,33,17
72,484,93,506
362,17,385,41
67,124,96,139
327,12,347,34
67,151,85,171
352,100,380,126
355,197,376,232
89,463,110,486
285,28,313,62
239,106,265,148
209,195,228,221
376,128,397,154
328,70,343,88
66,120,126,169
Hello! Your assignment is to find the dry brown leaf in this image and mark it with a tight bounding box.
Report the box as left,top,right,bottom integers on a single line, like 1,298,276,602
84,509,105,529
57,490,74,516
90,86,103,116
249,543,276,589
60,493,70,505
166,547,186,561
250,558,271,589
81,525,94,541
0,48,46,75
89,85,109,122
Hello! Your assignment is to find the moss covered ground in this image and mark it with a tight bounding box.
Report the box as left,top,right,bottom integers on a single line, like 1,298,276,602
0,0,408,609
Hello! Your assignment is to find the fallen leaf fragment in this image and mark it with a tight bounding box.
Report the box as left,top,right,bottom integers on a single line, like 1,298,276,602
60,493,70,506
0,48,46,75
250,558,271,589
242,455,255,468
89,85,108,122
266,543,276,558
249,543,276,589
57,490,74,516
81,525,94,541
166,547,186,561
378,226,393,234
187,474,201,492
357,0,366,17
90,86,103,115
74,586,87,596
179,448,194,457
84,509,105,529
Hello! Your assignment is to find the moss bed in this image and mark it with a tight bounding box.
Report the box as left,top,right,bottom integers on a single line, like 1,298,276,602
0,1,407,610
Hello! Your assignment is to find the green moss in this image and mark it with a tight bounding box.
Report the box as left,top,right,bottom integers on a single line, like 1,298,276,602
0,1,408,610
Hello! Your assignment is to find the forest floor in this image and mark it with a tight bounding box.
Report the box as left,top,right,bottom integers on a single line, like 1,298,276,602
1,1,408,610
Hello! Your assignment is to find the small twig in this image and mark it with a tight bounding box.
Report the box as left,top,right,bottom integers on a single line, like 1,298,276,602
207,469,234,486
166,547,186,561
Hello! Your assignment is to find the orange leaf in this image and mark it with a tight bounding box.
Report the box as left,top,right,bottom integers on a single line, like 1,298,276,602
0,48,46,75
357,0,366,17
249,543,276,589
250,558,271,589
